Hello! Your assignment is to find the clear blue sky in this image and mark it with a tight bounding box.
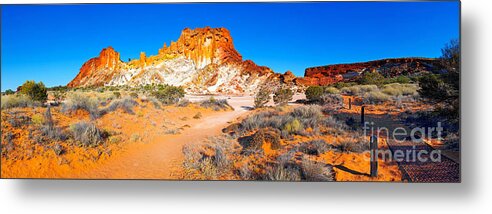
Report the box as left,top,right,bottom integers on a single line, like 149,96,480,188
1,2,459,91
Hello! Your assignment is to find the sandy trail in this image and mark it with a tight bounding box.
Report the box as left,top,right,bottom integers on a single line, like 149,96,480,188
76,96,254,179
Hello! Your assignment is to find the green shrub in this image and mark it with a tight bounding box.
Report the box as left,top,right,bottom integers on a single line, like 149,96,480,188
358,72,385,86
273,87,293,106
254,87,270,109
113,91,121,99
305,86,324,101
151,85,185,105
283,118,303,134
19,80,48,103
324,87,340,94
4,89,15,95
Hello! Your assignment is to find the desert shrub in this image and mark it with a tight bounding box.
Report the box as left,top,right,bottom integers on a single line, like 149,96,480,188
129,92,139,99
385,75,412,84
177,99,190,107
273,87,293,106
31,114,45,126
112,91,121,99
335,137,369,153
319,94,344,110
324,87,340,94
19,80,48,103
151,85,185,105
193,112,202,119
52,143,64,156
61,93,99,119
70,121,106,147
297,139,330,155
182,136,238,179
200,97,232,111
99,97,137,116
291,105,323,119
1,94,36,109
300,158,334,181
283,118,303,135
381,83,418,97
39,106,67,142
1,132,15,158
340,84,378,96
4,89,15,95
251,128,281,150
305,86,324,101
7,114,31,128
363,91,391,104
358,72,385,86
254,87,271,109
265,151,301,181
265,163,302,181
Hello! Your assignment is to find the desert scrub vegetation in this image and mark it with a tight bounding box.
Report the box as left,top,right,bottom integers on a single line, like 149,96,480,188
18,80,48,103
273,87,293,106
99,96,138,116
254,87,271,109
69,121,108,147
146,84,185,105
1,94,38,109
199,97,233,111
61,92,100,119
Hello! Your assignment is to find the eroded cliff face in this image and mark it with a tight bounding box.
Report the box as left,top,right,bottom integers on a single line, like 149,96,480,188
296,58,441,86
67,47,124,87
68,27,279,95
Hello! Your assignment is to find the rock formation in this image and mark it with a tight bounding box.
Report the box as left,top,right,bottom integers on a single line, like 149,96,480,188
68,27,282,95
296,58,441,86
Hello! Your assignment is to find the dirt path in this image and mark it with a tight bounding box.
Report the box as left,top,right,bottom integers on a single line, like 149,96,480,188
76,96,253,179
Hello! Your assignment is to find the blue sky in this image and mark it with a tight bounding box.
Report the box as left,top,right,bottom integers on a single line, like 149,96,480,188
1,2,459,91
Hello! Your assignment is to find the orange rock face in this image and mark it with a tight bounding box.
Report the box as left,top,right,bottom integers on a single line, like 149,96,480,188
298,57,440,86
159,27,242,68
67,46,123,87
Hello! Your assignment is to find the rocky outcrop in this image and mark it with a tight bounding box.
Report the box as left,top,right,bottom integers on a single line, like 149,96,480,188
296,58,441,86
67,47,123,87
68,27,281,95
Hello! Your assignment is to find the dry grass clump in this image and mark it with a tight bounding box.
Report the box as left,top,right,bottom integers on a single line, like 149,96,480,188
363,91,391,104
334,136,370,153
297,139,331,155
341,85,379,96
300,157,334,181
182,135,241,180
1,94,37,109
61,92,99,119
199,97,233,111
381,83,418,97
99,96,138,116
69,121,107,147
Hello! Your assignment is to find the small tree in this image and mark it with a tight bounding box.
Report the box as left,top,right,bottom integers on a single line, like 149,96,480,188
358,72,385,86
273,87,293,106
4,89,15,95
19,80,48,103
305,86,324,102
254,87,270,109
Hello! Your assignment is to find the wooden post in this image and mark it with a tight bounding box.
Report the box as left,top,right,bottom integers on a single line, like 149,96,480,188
348,98,352,110
370,135,378,177
360,106,365,126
